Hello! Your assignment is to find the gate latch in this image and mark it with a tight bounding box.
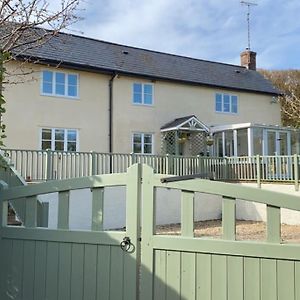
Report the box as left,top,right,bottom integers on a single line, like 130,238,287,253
120,236,135,253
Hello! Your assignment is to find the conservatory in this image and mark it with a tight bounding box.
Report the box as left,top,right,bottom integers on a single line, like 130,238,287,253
210,123,300,157
160,116,300,157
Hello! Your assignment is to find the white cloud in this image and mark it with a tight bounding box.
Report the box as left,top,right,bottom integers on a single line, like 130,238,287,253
70,0,300,69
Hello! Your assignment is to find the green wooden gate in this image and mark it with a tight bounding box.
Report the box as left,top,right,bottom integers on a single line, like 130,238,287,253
1,164,300,299
0,165,141,300
140,165,300,300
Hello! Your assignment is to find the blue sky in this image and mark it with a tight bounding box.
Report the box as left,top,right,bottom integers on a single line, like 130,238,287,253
71,0,300,70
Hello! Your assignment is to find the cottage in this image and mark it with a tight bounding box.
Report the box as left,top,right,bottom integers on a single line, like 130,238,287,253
4,31,297,157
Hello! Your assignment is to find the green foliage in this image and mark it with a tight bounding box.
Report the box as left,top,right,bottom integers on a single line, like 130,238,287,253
0,50,9,147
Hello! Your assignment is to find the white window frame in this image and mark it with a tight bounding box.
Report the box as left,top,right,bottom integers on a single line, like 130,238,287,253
132,132,154,154
40,128,79,151
132,83,154,106
41,70,79,99
215,93,238,114
263,129,291,156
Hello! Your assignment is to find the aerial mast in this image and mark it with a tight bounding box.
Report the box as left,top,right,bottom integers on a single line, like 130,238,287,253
241,1,258,50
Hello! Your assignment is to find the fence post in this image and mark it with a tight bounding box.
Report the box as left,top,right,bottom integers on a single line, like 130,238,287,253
224,157,229,180
222,196,236,240
46,149,53,181
91,151,97,175
168,154,174,175
125,163,142,299
197,155,205,174
0,180,8,226
165,154,169,174
130,152,137,166
294,154,299,191
140,164,154,300
256,155,261,188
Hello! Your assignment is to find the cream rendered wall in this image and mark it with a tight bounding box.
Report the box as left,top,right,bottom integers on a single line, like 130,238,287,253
112,76,281,154
3,63,110,152
3,62,281,154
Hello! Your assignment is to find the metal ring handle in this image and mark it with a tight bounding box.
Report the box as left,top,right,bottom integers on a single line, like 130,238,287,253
120,236,134,253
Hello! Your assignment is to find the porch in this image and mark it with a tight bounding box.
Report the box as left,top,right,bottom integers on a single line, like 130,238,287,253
160,116,300,158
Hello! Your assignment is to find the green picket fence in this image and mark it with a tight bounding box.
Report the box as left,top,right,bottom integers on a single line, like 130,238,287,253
2,149,300,187
1,164,300,299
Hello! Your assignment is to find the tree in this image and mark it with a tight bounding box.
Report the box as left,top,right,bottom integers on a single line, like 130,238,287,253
260,69,300,128
0,0,81,146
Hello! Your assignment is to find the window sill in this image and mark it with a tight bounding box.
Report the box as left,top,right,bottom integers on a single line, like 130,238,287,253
41,93,80,100
132,103,154,107
215,111,238,115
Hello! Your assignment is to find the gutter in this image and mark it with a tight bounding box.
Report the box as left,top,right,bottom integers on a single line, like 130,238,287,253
109,73,118,153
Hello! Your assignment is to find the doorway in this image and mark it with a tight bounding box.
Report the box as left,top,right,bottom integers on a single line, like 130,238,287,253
264,130,291,179
265,130,290,156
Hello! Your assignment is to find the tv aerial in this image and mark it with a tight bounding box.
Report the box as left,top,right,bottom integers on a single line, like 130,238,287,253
241,1,258,50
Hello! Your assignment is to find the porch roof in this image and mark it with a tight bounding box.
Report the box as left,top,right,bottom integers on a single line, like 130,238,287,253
160,115,210,132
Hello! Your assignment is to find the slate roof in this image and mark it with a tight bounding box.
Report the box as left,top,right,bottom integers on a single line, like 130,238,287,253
19,31,280,95
161,116,196,130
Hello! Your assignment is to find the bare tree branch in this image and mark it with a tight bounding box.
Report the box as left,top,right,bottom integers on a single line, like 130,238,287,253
260,69,300,128
0,0,82,146
1,0,81,55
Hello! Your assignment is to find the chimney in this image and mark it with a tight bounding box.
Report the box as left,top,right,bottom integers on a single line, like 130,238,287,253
240,49,257,70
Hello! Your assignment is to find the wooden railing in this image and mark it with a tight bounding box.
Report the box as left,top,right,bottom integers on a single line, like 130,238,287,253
2,149,300,188
1,149,207,181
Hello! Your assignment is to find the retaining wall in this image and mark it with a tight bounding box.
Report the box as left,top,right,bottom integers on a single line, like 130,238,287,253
39,183,300,229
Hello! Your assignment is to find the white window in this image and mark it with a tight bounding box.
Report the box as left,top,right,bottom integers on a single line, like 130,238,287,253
133,83,153,105
41,128,78,151
42,70,79,98
215,93,238,114
132,133,153,154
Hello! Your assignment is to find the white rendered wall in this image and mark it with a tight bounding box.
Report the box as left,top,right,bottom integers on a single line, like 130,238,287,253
155,188,222,225
40,187,222,230
236,183,300,225
39,187,127,230
40,182,300,230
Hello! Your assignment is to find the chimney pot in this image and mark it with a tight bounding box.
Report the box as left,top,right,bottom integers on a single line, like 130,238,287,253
240,50,257,70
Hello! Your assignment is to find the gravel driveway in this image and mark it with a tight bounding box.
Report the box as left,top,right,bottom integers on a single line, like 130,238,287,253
156,219,300,243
